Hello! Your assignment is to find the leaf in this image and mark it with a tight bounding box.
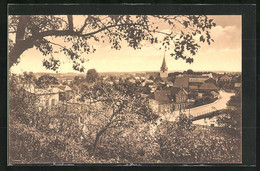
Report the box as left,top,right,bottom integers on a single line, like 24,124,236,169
200,35,205,42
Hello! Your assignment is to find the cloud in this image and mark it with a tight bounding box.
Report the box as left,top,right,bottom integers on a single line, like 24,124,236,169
203,25,241,50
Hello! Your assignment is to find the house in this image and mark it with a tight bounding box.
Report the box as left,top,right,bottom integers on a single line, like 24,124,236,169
128,78,136,84
189,77,208,83
234,83,242,88
66,79,73,85
154,89,173,104
199,83,218,92
145,79,154,84
202,73,213,78
150,87,189,113
211,91,219,99
200,91,219,101
136,86,150,94
50,85,73,101
189,85,199,91
197,92,204,99
165,82,174,87
171,87,189,110
205,78,216,84
154,89,174,112
173,77,189,88
28,87,62,108
23,83,62,108
135,73,146,80
166,76,175,82
219,75,232,82
188,85,199,99
148,84,159,93
146,72,160,79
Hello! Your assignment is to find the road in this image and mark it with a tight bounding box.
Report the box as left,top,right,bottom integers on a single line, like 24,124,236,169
158,90,235,122
149,90,235,134
188,90,235,117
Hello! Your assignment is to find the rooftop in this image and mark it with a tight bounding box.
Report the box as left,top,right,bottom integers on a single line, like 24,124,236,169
173,77,189,88
154,89,173,104
199,83,218,90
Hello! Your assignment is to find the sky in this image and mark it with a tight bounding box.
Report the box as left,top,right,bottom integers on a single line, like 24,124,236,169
10,15,242,73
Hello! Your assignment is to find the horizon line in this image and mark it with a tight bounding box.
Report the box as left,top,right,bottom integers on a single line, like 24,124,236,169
14,69,242,74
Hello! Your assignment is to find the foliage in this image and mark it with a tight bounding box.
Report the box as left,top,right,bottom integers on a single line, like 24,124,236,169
227,94,241,108
9,74,40,126
154,114,241,163
86,69,99,83
35,74,59,88
148,75,154,80
9,73,241,164
154,76,163,83
79,79,158,155
9,74,93,163
9,15,216,72
216,109,242,136
186,69,194,74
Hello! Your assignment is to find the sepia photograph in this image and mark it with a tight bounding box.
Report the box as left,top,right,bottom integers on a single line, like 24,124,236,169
8,13,242,164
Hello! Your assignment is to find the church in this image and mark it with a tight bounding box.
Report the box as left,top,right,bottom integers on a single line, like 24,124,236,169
146,54,169,82
160,56,168,81
147,55,189,113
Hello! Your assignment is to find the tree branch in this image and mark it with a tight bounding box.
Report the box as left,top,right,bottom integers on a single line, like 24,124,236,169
81,23,146,37
67,15,74,31
79,17,88,33
43,39,68,50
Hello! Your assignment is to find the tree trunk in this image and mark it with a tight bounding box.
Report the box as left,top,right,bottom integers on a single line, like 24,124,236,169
92,128,106,156
9,41,33,69
9,15,33,69
67,15,74,31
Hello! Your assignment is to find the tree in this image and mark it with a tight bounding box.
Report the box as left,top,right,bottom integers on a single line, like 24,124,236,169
154,76,163,83
9,15,216,72
86,69,99,83
109,75,116,81
217,109,241,134
9,73,40,126
186,69,193,74
9,73,92,163
154,113,241,163
35,74,59,88
79,79,158,156
148,75,154,80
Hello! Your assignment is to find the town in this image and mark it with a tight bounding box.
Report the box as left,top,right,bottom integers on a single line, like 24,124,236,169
9,56,242,163
18,56,241,125
8,13,243,165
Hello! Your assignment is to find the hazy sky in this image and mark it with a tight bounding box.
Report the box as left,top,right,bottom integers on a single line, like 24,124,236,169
10,15,241,73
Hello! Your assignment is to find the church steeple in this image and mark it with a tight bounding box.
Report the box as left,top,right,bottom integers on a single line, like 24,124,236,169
160,56,168,72
160,51,168,72
160,51,168,79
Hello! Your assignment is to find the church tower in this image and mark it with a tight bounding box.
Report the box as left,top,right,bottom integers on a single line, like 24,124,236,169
160,53,168,80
